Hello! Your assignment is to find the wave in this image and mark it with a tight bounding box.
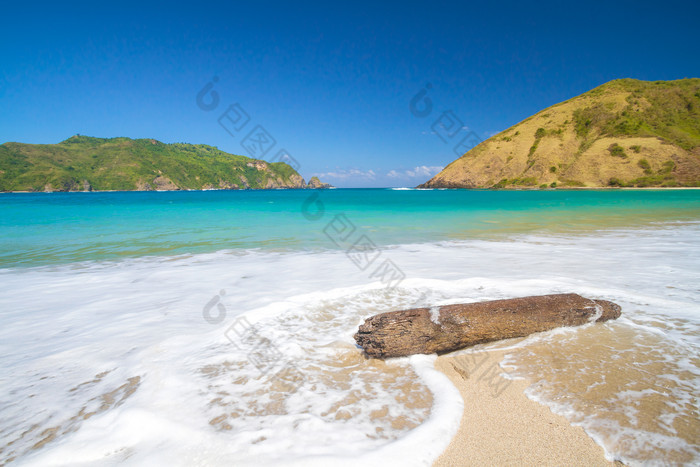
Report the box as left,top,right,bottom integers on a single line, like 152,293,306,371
2,224,700,465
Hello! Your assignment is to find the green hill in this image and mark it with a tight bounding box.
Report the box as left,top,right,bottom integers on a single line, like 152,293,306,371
0,135,313,192
419,78,700,189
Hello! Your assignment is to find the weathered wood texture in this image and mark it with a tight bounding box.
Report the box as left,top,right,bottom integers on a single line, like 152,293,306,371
354,293,621,359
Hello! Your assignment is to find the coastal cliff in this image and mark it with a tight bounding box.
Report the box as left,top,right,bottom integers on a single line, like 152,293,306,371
419,78,700,189
0,135,330,192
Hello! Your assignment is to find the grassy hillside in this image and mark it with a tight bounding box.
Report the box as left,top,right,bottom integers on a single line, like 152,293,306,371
0,136,309,191
419,79,700,189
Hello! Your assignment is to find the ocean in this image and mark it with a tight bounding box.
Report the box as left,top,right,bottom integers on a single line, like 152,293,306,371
1,188,699,466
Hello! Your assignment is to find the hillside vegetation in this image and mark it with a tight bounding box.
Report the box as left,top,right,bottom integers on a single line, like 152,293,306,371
0,136,313,191
419,79,700,189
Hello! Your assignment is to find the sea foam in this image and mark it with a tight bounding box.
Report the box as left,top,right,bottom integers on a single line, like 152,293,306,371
1,222,699,465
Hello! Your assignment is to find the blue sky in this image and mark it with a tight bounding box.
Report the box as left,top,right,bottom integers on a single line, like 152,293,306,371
1,0,699,187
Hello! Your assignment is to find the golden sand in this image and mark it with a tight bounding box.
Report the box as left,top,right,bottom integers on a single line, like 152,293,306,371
433,351,613,466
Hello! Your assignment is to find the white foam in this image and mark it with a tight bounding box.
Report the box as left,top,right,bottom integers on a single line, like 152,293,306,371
429,306,441,325
2,222,700,465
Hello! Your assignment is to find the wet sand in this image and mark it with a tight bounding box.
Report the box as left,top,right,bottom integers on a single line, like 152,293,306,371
433,350,614,466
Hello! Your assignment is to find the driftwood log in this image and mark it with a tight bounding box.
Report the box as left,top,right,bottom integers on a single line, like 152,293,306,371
354,293,621,358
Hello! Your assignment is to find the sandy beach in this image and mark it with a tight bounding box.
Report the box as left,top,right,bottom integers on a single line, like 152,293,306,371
433,350,613,466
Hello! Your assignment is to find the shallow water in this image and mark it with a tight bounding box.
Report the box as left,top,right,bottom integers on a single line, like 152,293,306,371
3,188,700,267
1,189,699,465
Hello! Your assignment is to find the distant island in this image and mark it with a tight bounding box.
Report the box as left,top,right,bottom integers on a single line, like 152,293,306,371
419,78,700,189
0,135,332,192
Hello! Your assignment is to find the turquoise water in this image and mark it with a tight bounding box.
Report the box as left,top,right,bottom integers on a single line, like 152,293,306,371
2,188,700,465
2,189,700,267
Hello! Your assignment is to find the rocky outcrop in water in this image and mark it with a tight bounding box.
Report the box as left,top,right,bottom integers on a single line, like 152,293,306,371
306,176,333,189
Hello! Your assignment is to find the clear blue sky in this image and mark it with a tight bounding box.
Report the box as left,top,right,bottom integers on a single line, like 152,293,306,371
1,0,699,187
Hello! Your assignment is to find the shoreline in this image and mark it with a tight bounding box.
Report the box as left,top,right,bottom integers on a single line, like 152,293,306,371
2,186,700,194
432,350,615,466
0,187,325,194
